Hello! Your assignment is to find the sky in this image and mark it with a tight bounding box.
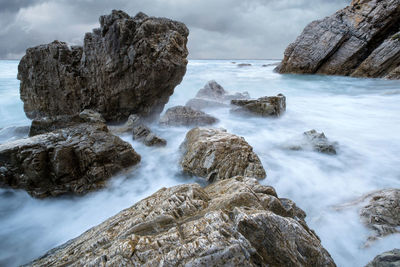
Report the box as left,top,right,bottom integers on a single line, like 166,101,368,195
0,0,350,60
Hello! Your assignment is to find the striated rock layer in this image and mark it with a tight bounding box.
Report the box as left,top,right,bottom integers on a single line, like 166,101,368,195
18,10,189,121
276,0,400,79
24,177,336,267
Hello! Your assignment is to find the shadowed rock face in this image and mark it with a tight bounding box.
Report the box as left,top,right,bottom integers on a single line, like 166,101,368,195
18,10,189,121
23,177,336,267
0,123,141,198
366,249,400,267
276,0,400,79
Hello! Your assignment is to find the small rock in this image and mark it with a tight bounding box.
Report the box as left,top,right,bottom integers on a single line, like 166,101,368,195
109,114,141,134
132,124,166,147
159,106,218,127
231,94,286,117
303,130,337,155
365,249,400,267
238,63,252,67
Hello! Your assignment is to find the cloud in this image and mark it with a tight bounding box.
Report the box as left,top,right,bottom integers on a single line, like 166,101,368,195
0,0,350,59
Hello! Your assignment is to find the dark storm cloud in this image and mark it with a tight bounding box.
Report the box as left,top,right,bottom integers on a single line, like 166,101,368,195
0,0,350,59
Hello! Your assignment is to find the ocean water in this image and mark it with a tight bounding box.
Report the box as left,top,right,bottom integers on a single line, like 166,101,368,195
0,59,399,266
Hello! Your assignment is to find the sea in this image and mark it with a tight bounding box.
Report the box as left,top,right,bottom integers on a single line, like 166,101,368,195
0,59,399,267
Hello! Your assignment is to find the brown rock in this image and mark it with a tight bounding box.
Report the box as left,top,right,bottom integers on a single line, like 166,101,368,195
159,106,218,126
231,94,286,117
132,124,166,147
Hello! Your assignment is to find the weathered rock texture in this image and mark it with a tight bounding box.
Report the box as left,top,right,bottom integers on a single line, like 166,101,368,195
185,80,249,110
366,249,400,267
132,124,167,147
0,123,141,198
109,114,141,134
231,94,286,117
276,0,400,79
159,106,218,127
24,177,336,267
18,10,189,121
180,128,266,181
288,130,337,155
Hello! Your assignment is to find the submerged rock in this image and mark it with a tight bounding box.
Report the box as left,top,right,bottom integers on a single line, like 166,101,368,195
276,0,400,79
185,80,249,110
231,94,286,117
366,249,400,267
288,130,337,155
18,10,189,121
132,124,166,147
180,127,266,181
238,63,252,67
159,106,218,126
24,176,336,266
0,123,141,198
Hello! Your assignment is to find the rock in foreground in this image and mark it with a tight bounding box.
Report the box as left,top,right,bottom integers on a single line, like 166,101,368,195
18,10,189,121
231,94,286,117
276,0,400,79
159,106,218,126
366,249,400,267
0,123,140,198
180,127,266,181
24,177,336,266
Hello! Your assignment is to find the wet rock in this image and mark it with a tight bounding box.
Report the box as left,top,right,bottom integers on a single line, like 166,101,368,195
159,106,218,127
18,10,189,121
109,114,141,134
366,249,400,267
0,123,141,198
238,63,252,67
24,176,335,267
180,127,266,181
288,130,337,155
276,0,400,79
132,124,166,147
185,81,249,110
29,109,105,136
231,94,286,117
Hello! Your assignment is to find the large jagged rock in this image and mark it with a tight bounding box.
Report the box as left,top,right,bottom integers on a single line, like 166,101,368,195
276,0,400,79
159,106,218,127
18,10,189,121
23,177,336,267
231,94,286,117
366,249,400,267
180,128,266,181
0,123,141,198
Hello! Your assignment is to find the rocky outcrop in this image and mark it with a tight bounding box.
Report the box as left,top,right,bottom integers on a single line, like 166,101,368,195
366,249,400,267
24,177,336,267
276,0,400,79
29,109,105,136
132,124,166,147
180,128,266,181
159,106,218,126
231,94,286,117
288,130,337,155
18,10,189,121
185,80,249,110
0,123,141,198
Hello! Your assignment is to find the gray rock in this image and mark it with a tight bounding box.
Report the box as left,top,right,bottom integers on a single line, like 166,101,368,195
18,10,189,121
0,126,30,143
0,123,141,198
238,63,252,67
276,0,400,79
288,130,337,155
24,177,336,267
132,124,166,147
366,249,400,267
180,127,266,181
109,114,141,134
159,106,218,126
231,94,286,117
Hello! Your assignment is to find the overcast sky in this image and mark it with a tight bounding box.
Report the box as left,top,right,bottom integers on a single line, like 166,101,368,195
0,0,350,59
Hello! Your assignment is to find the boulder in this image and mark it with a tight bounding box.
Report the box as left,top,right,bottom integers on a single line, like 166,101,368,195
288,130,337,155
24,176,336,267
132,124,167,147
0,123,141,198
365,249,400,267
18,10,189,121
276,0,400,79
180,127,266,181
159,106,218,127
231,94,286,117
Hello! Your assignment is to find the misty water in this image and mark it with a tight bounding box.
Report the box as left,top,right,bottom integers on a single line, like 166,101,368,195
0,59,400,266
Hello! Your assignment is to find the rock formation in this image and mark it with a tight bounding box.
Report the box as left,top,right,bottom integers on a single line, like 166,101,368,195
288,130,337,155
109,114,141,134
159,106,218,126
180,128,266,181
231,94,286,117
185,80,249,110
276,0,400,79
24,177,336,266
0,123,141,198
132,124,167,147
18,10,189,121
366,249,400,267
